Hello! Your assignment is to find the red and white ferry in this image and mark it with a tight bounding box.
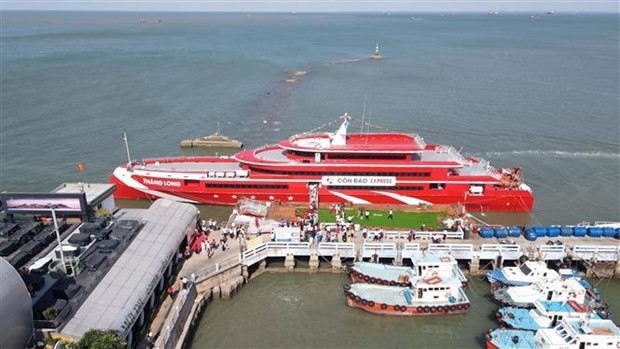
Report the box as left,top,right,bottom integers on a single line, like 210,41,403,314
110,115,534,212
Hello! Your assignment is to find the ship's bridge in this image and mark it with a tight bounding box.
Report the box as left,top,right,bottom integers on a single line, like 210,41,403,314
279,132,426,154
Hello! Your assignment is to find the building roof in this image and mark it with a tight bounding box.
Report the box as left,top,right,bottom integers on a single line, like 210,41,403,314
0,257,33,348
51,183,115,207
60,199,197,339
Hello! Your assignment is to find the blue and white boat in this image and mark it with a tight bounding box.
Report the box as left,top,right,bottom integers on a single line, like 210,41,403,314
493,277,591,308
497,300,607,331
486,318,620,349
487,261,559,289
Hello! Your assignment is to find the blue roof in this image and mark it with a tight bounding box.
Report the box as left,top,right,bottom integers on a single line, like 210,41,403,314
488,328,537,348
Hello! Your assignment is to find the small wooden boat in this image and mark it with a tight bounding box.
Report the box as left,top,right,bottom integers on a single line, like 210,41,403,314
343,273,470,316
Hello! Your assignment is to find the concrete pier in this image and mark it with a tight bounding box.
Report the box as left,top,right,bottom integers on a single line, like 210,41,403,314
284,253,295,270
469,256,480,275
331,254,342,272
309,253,319,273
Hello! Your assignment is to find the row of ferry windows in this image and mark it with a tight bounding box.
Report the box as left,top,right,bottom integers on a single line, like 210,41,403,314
203,183,424,190
252,169,431,177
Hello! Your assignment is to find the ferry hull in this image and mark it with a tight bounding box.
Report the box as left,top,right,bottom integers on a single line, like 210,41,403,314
110,167,534,212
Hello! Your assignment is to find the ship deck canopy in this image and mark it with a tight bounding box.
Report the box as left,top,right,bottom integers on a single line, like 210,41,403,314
280,133,426,153
60,199,198,340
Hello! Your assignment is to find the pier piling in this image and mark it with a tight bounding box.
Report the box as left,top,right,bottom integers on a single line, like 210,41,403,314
285,253,296,270
309,253,319,273
331,254,342,272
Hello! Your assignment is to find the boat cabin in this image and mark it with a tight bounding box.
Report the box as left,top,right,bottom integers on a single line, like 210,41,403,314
534,318,620,348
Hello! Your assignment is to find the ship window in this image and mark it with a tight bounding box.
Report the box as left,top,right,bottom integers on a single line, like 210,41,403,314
184,180,200,186
430,183,445,190
205,183,289,189
519,264,533,276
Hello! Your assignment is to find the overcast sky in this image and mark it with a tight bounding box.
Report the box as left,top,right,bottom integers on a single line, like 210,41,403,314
1,0,618,13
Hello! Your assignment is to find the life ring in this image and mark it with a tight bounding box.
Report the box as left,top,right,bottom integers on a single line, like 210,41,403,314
464,303,470,310
417,306,424,313
348,293,355,300
381,280,388,286
393,305,400,311
381,303,388,310
343,284,351,291
423,306,430,313
356,272,364,279
368,277,376,283
361,299,368,306
456,304,464,311
354,296,362,303
363,275,370,282
399,305,407,312
437,306,445,312
449,305,456,312
389,281,397,286
368,301,375,307
430,306,437,313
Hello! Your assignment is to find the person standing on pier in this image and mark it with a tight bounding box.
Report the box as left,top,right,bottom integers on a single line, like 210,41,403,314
365,210,370,220
388,209,393,220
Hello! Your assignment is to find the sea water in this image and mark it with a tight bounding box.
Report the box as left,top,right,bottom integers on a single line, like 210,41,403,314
1,12,618,348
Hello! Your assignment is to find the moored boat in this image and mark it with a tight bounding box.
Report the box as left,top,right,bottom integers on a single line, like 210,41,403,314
493,277,602,309
110,114,534,212
486,318,620,349
347,251,467,287
343,274,470,316
497,300,606,331
487,261,559,290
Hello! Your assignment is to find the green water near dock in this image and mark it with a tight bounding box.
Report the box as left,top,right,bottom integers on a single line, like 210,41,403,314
189,273,620,348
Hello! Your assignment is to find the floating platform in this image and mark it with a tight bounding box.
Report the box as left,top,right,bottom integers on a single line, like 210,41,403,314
179,133,243,149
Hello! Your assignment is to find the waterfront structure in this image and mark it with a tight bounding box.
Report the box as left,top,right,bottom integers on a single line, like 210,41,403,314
0,257,33,349
110,115,534,212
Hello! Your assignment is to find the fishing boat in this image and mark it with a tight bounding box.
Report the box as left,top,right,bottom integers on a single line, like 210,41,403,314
347,251,467,287
497,300,608,331
487,261,561,290
110,114,534,212
486,318,620,349
343,273,470,316
493,278,601,308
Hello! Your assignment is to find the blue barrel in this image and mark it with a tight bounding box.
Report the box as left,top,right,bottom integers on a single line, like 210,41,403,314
573,227,587,237
525,230,537,241
560,226,573,237
480,227,494,239
602,227,616,238
494,228,508,238
547,226,561,237
533,226,547,237
616,228,620,239
508,226,522,238
588,227,603,238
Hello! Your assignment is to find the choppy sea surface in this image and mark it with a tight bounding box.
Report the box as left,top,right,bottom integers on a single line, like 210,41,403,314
1,12,618,348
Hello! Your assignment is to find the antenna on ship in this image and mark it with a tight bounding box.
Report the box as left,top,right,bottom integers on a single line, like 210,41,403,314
123,132,132,165
360,94,368,136
217,121,220,135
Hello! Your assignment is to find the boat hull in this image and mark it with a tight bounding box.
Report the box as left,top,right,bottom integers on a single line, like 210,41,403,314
345,295,469,316
110,165,534,212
